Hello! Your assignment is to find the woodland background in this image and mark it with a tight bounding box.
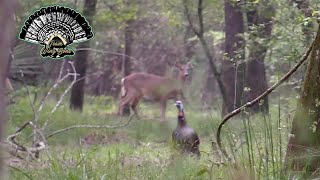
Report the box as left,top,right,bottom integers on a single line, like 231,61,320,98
1,0,320,179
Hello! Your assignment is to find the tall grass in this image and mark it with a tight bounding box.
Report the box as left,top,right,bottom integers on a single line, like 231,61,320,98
6,92,299,179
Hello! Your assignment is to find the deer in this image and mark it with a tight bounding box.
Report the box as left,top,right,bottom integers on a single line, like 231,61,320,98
117,62,191,121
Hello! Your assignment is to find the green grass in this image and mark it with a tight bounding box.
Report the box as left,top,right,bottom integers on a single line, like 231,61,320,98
5,92,298,180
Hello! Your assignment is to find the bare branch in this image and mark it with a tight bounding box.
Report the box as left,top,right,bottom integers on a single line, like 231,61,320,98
28,121,47,145
46,115,135,139
27,141,45,153
6,121,46,160
41,61,78,134
35,72,73,121
73,71,103,84
32,68,76,145
7,121,30,151
57,60,66,80
216,40,314,162
51,61,77,113
18,70,41,146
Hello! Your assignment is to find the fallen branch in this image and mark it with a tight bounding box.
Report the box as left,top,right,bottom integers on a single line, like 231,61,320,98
5,61,76,160
5,58,133,160
7,121,31,151
6,121,46,160
216,40,314,161
46,115,134,139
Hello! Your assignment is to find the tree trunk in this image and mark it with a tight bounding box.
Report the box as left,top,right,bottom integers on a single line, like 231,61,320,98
285,23,320,175
222,0,245,114
70,0,97,111
183,0,228,112
183,24,196,60
245,2,274,114
0,0,17,176
121,20,134,116
202,42,224,107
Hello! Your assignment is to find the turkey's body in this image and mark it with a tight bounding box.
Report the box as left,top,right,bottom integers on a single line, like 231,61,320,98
172,124,200,156
172,101,200,157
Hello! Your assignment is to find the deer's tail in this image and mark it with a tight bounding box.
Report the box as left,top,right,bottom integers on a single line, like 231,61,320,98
120,77,127,98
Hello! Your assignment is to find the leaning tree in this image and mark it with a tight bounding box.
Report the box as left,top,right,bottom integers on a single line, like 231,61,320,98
285,22,320,176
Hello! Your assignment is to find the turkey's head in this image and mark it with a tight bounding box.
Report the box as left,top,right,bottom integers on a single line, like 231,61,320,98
175,101,183,110
175,101,184,117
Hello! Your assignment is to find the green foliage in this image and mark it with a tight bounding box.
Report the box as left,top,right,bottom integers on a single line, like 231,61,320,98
6,92,299,179
9,0,320,179
95,0,139,31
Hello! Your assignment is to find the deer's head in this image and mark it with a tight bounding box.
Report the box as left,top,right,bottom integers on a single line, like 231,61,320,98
176,61,192,80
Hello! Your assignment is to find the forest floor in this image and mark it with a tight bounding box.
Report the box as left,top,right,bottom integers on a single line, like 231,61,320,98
6,94,297,180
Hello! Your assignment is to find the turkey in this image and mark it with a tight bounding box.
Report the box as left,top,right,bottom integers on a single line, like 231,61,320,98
172,101,200,157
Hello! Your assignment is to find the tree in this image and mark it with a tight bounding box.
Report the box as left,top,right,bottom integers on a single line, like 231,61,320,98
70,0,97,111
285,23,320,176
221,0,245,114
121,19,134,115
0,0,17,175
183,0,228,111
244,1,275,114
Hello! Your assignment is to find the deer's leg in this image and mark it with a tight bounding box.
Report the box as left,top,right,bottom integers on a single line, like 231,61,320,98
131,96,141,119
117,99,124,116
117,96,127,115
160,100,167,121
117,94,133,116
117,98,125,116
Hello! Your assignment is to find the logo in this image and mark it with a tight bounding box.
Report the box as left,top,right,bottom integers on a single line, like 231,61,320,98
19,5,94,58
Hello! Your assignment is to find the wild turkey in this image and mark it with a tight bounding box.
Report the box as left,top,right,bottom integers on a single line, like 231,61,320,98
172,101,200,157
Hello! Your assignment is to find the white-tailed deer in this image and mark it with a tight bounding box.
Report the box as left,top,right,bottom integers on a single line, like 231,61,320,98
118,62,191,121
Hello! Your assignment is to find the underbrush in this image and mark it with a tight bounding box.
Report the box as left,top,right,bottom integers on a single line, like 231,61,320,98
6,92,298,179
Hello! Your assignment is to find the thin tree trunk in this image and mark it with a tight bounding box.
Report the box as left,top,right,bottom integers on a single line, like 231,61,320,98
222,0,245,114
183,0,228,111
0,0,17,176
202,65,216,106
70,0,97,111
285,23,320,176
183,24,196,60
245,2,274,114
202,42,224,106
122,20,134,116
